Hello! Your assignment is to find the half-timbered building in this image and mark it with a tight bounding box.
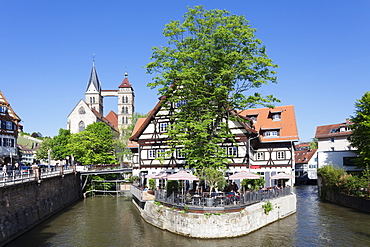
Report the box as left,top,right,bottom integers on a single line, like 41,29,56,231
129,97,299,187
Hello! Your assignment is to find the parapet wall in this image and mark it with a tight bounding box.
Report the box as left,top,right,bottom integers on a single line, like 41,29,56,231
135,194,296,238
0,173,81,245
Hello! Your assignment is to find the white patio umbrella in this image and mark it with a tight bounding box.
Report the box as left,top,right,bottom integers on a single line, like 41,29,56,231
167,171,199,202
270,173,294,187
229,171,261,180
270,173,294,180
229,171,261,193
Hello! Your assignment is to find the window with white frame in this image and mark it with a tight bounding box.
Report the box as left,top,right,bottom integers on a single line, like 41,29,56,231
148,150,156,159
227,146,237,156
157,149,166,157
256,152,265,160
277,151,285,160
0,106,8,114
272,113,281,121
159,122,168,132
175,100,188,108
264,130,279,137
6,121,13,130
176,148,186,158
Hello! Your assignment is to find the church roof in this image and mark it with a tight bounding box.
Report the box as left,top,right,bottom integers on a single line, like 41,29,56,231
105,110,118,130
118,73,133,89
91,108,118,132
86,64,101,92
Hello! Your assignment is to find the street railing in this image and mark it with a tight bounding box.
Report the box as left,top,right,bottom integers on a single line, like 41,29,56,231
153,186,293,209
0,165,75,187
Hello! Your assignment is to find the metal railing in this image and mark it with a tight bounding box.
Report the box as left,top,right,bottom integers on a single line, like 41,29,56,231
154,187,293,209
0,166,75,187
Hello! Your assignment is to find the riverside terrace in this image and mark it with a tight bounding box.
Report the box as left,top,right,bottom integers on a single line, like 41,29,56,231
131,185,293,212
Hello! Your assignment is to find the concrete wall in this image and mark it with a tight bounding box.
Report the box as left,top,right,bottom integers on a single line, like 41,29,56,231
0,173,81,245
134,194,296,238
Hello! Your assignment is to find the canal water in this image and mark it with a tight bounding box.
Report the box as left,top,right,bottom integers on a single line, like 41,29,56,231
6,186,370,247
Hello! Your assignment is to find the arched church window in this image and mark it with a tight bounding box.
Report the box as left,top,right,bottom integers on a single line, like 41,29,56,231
79,107,86,114
126,116,128,124
79,121,85,132
122,107,125,114
125,96,128,103
90,97,93,104
122,117,125,124
126,106,129,113
93,97,95,103
122,96,125,104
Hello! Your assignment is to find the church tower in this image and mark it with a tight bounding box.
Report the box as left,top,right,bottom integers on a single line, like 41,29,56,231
85,62,103,115
117,72,135,132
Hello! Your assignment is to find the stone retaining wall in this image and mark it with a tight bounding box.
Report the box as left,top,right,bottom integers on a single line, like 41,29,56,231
134,194,296,238
0,173,81,245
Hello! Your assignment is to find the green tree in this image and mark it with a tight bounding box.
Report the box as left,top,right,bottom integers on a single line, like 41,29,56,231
348,91,370,168
35,137,53,160
68,122,116,165
241,177,265,191
317,164,346,189
50,128,72,160
198,167,225,193
309,138,318,150
145,6,279,170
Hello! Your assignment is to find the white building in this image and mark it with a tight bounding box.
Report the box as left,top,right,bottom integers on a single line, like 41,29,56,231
0,91,21,166
67,62,134,135
129,97,299,188
315,119,358,171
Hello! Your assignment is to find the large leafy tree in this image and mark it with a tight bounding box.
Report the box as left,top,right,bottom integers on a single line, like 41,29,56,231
145,6,279,170
51,128,72,160
68,122,116,165
35,137,53,160
348,91,370,168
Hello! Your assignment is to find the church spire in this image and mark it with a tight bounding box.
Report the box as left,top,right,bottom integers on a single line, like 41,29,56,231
86,57,101,93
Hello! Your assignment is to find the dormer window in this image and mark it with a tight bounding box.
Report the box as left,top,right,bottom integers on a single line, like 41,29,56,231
247,114,258,123
272,113,281,121
264,130,280,137
0,106,8,114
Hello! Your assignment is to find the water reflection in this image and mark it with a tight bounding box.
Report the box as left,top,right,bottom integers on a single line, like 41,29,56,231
6,186,370,247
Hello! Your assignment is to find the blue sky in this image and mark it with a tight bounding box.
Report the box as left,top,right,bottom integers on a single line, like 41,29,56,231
1,1,369,142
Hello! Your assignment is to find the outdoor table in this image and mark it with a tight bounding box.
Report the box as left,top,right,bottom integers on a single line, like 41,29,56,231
192,195,202,205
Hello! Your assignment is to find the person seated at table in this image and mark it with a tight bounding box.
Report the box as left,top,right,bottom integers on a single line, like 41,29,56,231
211,186,219,197
227,190,235,204
186,191,192,203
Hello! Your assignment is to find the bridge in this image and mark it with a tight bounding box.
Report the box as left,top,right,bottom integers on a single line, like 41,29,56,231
1,165,132,188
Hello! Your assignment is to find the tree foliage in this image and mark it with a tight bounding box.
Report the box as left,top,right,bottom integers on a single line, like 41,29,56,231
348,91,370,168
198,167,225,193
68,122,116,165
35,137,53,160
50,128,72,160
145,6,279,170
241,176,265,191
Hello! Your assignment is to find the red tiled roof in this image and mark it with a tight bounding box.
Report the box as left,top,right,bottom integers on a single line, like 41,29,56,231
105,111,118,130
295,149,317,164
239,105,299,142
119,78,133,88
315,120,353,139
91,108,118,132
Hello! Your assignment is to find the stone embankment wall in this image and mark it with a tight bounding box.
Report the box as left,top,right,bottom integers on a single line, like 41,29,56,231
321,190,370,213
134,194,296,238
0,173,81,245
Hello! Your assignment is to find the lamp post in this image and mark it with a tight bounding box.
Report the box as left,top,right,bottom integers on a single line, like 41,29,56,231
66,156,69,168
